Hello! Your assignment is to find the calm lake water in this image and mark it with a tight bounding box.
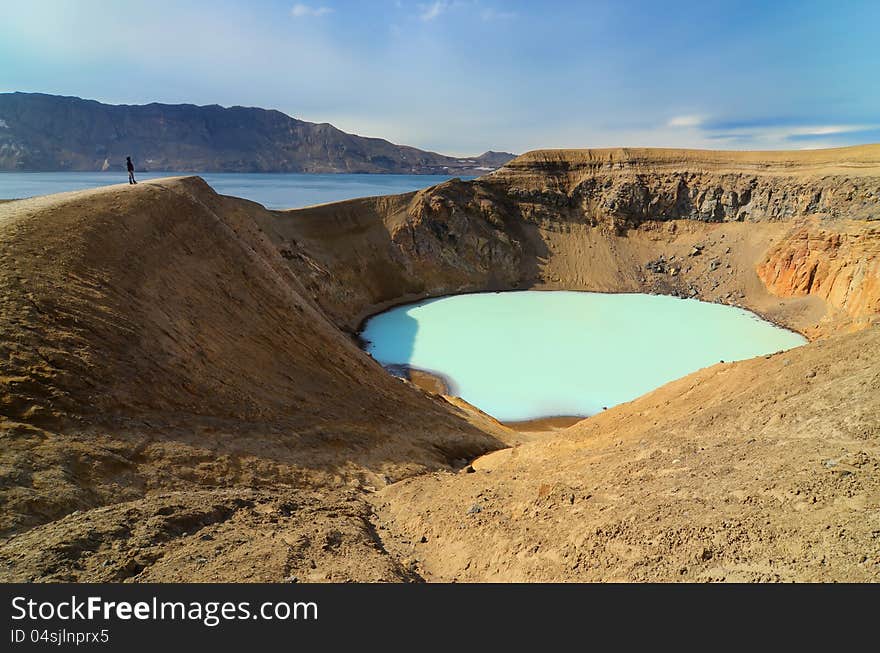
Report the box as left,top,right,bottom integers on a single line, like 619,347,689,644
361,291,807,422
0,172,473,209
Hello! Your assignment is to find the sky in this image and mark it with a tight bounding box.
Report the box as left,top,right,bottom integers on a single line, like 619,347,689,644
1,0,878,156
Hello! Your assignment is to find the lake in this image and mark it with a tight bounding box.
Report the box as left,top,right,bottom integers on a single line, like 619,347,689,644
0,172,474,210
360,291,807,422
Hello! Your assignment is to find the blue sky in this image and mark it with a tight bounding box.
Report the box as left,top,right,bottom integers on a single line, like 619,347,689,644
1,0,878,155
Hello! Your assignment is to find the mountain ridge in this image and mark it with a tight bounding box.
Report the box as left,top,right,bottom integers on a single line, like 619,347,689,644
0,92,515,174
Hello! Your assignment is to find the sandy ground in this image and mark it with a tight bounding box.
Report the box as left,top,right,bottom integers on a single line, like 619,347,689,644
502,416,587,432
1,145,878,582
385,367,583,434
376,328,880,582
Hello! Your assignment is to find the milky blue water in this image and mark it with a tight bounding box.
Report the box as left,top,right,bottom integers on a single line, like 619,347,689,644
0,172,473,210
361,291,807,422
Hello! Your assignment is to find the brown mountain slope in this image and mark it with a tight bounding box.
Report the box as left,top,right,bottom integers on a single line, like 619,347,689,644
0,178,502,540
1,145,878,582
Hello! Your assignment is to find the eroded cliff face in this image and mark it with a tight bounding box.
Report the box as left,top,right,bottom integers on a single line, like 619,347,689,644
270,145,880,335
495,170,880,227
757,221,880,323
490,146,880,224
258,181,533,329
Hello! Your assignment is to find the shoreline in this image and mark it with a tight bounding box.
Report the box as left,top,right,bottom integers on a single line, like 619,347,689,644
383,364,587,432
353,286,813,344
355,289,810,434
382,364,457,396
501,415,587,431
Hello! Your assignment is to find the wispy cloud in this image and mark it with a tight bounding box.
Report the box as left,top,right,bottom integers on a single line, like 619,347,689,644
784,124,875,137
616,114,880,150
420,1,449,21
291,4,334,18
695,118,878,149
667,115,704,128
417,2,516,24
709,122,875,139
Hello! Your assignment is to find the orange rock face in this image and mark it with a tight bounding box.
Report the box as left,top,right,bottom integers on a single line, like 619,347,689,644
757,221,880,321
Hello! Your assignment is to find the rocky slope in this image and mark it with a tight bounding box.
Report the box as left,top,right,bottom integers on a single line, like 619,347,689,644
0,92,515,173
269,145,880,336
0,178,505,542
757,221,880,321
0,145,878,582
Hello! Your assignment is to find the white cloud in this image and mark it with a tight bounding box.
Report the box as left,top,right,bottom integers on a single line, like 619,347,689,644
667,115,704,128
418,2,515,24
658,116,876,149
291,4,334,18
420,1,449,21
784,124,874,136
705,122,877,148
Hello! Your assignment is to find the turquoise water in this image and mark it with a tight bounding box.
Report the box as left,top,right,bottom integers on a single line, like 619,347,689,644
361,291,807,422
0,172,473,210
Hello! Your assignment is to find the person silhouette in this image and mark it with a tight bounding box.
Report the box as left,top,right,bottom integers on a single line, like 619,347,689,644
126,156,137,185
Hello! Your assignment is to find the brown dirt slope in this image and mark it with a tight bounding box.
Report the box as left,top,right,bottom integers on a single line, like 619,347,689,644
377,327,880,582
0,178,501,540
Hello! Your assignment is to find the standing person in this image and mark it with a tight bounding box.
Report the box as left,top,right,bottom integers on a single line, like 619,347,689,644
126,156,137,185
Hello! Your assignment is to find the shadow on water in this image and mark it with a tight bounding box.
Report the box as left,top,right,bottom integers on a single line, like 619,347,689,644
359,300,460,395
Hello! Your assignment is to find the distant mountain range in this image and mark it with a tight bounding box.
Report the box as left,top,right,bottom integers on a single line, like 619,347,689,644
0,92,516,174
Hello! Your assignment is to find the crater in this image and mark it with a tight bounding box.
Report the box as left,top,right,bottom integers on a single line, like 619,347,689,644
2,145,879,582
360,290,807,422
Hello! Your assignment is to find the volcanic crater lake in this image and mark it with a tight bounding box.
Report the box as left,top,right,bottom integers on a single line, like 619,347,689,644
360,291,808,423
